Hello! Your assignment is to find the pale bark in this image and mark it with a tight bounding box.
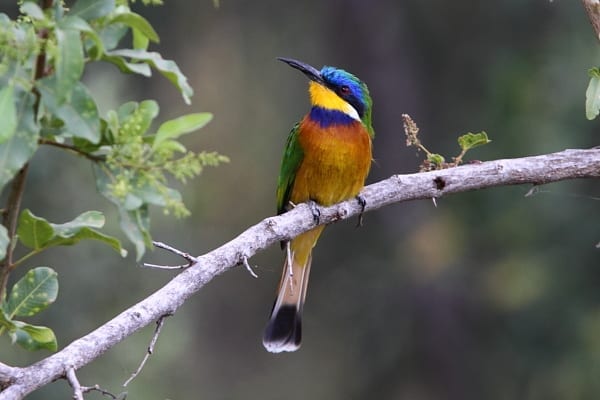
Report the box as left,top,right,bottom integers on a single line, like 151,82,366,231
0,148,599,399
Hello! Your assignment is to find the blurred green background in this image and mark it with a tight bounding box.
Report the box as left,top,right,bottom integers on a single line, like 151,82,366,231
1,1,599,399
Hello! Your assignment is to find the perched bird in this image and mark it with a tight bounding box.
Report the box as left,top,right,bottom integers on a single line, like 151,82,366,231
263,57,374,353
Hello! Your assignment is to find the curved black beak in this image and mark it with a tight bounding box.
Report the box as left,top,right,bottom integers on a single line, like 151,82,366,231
277,57,324,84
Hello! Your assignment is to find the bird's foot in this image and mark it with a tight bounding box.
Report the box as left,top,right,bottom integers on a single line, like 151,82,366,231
356,195,367,228
307,200,321,225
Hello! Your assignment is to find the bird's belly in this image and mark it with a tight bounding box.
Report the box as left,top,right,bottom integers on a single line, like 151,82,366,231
291,123,372,206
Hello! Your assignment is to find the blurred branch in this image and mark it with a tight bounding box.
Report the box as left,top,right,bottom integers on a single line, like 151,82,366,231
0,148,599,399
582,0,600,42
0,362,16,389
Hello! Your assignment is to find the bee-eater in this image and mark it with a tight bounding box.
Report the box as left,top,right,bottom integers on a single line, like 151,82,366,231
263,58,374,353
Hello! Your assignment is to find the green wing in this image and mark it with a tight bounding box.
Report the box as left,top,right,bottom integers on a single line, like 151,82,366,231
277,122,304,215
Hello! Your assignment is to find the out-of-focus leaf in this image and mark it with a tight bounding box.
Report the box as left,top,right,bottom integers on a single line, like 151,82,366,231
119,100,159,136
38,81,100,143
133,27,149,50
17,209,55,250
20,2,45,20
59,16,105,60
458,131,491,151
11,321,57,351
109,12,159,43
0,226,8,261
0,90,39,193
153,113,212,149
118,205,151,261
0,309,14,330
158,139,186,153
0,85,17,143
93,164,150,260
102,53,152,76
69,0,115,21
105,49,193,104
48,211,127,257
97,23,128,52
5,267,58,318
54,27,84,101
17,209,127,257
586,68,600,120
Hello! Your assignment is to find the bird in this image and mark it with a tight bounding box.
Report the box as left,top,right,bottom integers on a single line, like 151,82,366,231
263,57,374,353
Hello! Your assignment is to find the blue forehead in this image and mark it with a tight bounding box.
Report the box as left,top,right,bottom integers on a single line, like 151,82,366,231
320,66,363,95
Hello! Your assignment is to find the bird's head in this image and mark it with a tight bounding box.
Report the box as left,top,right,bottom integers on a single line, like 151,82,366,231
278,57,374,137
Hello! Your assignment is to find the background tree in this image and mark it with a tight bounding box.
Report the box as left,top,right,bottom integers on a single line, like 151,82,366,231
0,1,599,399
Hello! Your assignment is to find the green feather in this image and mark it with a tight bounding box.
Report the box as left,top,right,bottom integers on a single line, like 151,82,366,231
277,122,304,214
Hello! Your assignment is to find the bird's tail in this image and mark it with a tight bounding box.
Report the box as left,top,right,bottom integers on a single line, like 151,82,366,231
263,227,323,353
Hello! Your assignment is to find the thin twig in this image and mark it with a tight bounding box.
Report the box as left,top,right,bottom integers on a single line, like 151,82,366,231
123,314,171,387
152,241,197,264
241,256,258,278
65,367,84,400
141,262,190,270
38,138,105,162
81,385,118,400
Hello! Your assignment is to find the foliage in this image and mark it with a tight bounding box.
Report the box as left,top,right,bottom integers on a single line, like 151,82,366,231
585,67,600,120
0,0,227,351
402,113,491,171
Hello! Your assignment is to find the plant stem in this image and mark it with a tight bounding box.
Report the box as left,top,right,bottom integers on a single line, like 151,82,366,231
0,165,29,301
38,138,105,162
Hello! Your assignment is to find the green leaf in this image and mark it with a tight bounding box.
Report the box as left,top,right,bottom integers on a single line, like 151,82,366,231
17,209,127,257
109,12,159,43
102,53,152,76
5,267,58,318
18,209,55,250
97,22,128,52
158,139,186,153
59,16,105,60
11,321,57,351
20,2,46,20
51,210,104,232
48,211,127,257
132,27,149,50
0,226,8,261
93,164,150,260
153,113,213,149
70,0,115,21
427,153,445,166
457,131,491,151
586,68,600,120
54,27,84,101
0,308,15,330
39,81,101,143
105,49,193,104
0,85,17,144
0,90,39,194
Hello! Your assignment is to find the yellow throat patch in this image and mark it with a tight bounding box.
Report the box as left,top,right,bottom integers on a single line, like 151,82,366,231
308,81,359,120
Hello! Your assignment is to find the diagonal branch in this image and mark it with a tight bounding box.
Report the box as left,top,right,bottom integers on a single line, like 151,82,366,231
0,148,599,399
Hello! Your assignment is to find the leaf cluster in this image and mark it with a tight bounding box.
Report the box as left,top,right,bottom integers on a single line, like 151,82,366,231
0,0,227,351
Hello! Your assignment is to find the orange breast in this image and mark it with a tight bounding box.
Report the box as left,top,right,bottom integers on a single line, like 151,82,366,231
290,116,372,207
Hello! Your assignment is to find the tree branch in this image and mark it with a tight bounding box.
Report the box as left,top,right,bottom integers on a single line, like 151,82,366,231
582,0,600,42
0,148,598,399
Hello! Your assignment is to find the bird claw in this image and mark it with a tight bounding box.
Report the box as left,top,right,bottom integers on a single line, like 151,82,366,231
307,200,321,225
356,195,366,227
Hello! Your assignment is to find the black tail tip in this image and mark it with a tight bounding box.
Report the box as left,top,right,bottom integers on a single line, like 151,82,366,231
262,305,302,353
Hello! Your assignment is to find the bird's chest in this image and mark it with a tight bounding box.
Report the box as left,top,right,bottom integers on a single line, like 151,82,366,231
292,120,372,206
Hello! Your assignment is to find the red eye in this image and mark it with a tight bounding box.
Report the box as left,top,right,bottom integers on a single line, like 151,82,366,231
340,86,350,94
